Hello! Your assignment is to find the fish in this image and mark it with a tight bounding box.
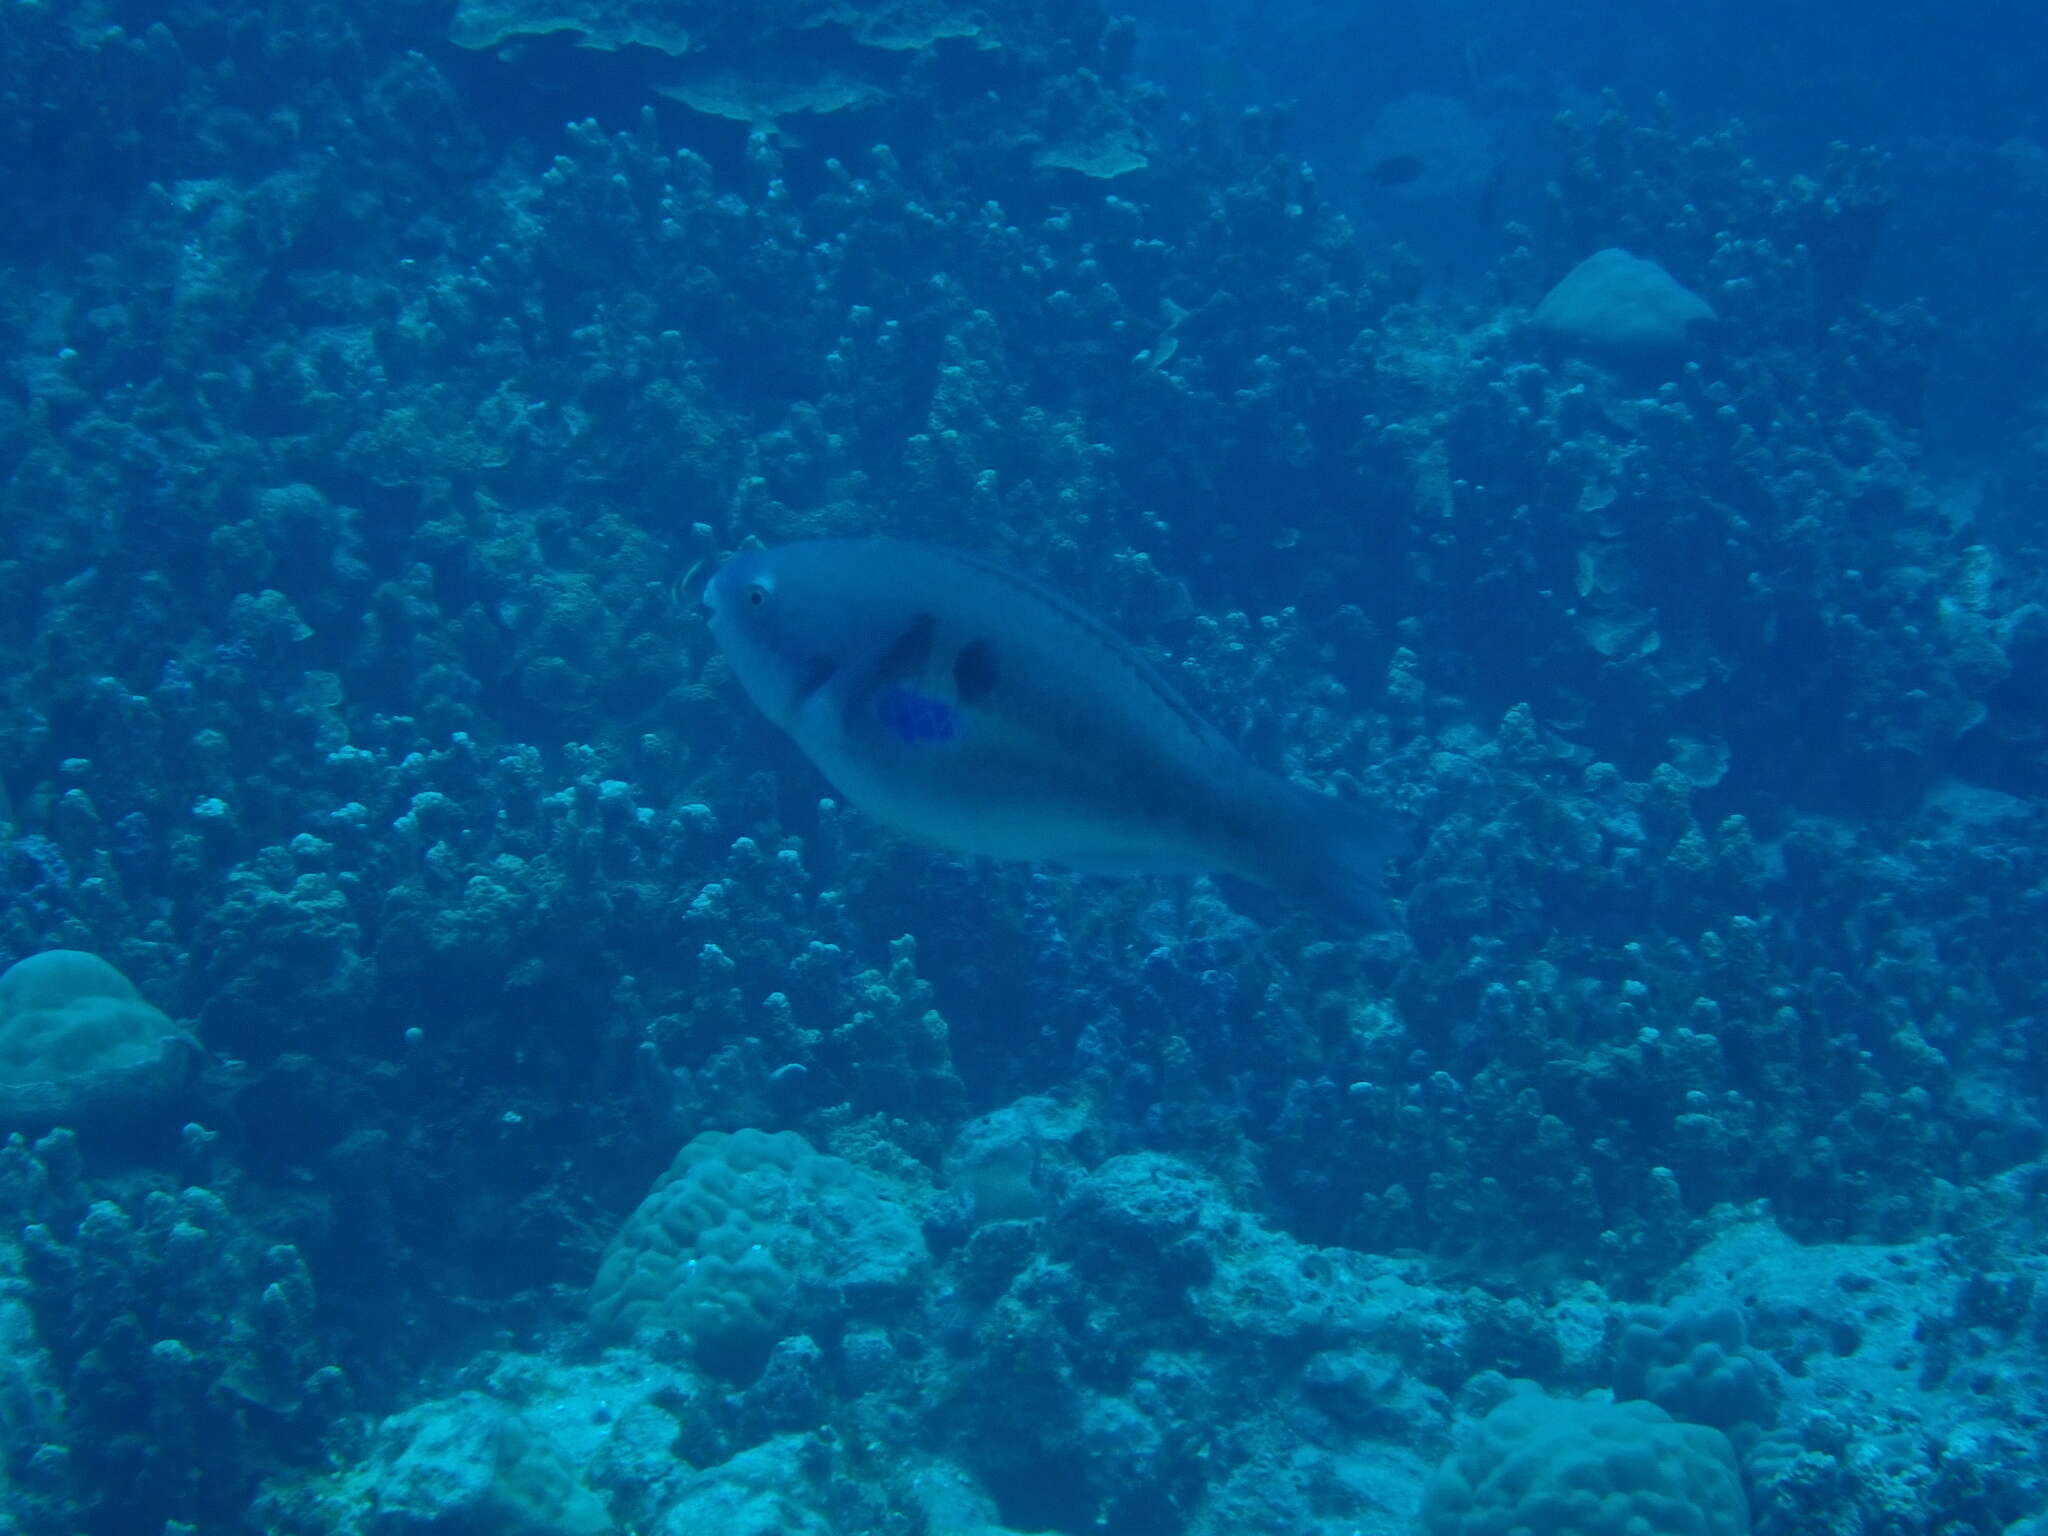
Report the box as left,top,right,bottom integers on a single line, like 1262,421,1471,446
1369,153,1427,187
702,539,1402,927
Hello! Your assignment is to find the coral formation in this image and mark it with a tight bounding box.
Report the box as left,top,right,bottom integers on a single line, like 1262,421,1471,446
590,1127,928,1378
1532,247,1718,354
1422,1382,1749,1536
332,1391,613,1535
0,0,2043,1531
0,951,198,1132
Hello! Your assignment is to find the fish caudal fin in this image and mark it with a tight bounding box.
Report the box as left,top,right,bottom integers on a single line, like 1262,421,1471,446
1276,785,1407,930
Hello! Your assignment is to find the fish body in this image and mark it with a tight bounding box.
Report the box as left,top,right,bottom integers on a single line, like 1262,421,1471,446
1369,153,1427,186
703,539,1398,925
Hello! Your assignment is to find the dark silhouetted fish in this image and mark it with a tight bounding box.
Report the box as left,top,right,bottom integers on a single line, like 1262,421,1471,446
703,539,1401,927
1369,153,1427,186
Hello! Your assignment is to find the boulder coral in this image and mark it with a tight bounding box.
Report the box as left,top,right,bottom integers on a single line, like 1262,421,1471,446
590,1128,927,1379
0,951,197,1132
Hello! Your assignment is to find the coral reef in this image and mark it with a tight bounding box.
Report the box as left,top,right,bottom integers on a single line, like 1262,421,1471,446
0,1127,345,1531
0,0,2043,1531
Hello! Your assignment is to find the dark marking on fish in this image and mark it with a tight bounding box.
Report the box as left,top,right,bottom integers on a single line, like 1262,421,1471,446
930,550,1224,760
876,611,936,683
953,638,999,706
843,610,939,726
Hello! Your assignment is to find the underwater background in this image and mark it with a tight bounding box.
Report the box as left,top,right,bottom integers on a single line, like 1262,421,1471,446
3,0,2047,1532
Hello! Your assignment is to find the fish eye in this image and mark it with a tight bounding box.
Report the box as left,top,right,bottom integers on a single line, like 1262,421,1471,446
747,583,769,607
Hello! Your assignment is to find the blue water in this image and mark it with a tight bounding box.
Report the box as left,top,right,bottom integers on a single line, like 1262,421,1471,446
1,1,2043,1532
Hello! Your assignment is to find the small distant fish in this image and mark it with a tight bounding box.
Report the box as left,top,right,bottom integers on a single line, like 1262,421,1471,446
703,539,1402,927
1369,153,1427,187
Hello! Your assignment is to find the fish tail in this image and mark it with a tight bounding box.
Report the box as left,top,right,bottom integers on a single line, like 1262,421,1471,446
1278,785,1408,930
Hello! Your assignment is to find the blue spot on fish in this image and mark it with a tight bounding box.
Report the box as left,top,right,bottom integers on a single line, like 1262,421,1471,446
877,686,962,745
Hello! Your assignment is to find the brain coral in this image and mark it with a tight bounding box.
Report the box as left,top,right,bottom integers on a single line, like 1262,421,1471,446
1422,1383,1749,1536
591,1128,926,1379
0,950,198,1131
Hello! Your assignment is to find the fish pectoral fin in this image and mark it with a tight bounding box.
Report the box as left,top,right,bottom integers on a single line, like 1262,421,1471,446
871,611,937,686
792,655,839,704
952,638,999,705
875,685,964,745
837,610,941,718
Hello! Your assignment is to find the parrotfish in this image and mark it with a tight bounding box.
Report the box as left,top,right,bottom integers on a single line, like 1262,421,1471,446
702,539,1401,927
